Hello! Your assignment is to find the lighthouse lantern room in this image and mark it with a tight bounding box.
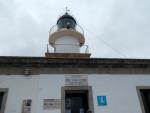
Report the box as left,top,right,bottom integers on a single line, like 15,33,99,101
49,12,86,54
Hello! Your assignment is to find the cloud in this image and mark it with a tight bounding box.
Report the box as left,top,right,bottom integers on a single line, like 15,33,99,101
0,0,150,58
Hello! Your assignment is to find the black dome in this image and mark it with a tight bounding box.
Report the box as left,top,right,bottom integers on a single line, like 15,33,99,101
57,13,77,29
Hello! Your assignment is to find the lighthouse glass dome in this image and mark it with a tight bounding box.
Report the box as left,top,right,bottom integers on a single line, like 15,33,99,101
57,13,77,30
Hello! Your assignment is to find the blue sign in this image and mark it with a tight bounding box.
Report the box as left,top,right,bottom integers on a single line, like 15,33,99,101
97,96,107,106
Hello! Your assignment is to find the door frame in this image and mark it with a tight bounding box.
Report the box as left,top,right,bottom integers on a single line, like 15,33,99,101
61,86,94,113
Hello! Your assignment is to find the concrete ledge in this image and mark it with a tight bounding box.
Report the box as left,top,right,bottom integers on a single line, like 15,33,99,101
0,56,150,74
45,53,91,58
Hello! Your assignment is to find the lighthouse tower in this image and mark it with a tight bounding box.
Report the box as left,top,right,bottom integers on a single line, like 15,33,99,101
46,12,91,58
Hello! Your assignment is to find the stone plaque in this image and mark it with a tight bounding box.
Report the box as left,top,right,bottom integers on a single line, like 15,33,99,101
65,75,88,86
22,100,32,113
43,99,61,110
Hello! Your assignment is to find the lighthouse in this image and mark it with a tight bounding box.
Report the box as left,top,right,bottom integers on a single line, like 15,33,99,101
0,8,150,113
46,12,91,58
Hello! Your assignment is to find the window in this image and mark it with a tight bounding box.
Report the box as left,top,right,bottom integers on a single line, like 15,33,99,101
0,92,4,110
140,89,150,113
0,88,8,113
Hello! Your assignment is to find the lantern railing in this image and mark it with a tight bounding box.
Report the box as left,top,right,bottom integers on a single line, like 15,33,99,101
49,24,84,36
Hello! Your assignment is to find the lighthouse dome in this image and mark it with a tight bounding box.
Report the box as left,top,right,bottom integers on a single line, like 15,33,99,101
57,13,77,30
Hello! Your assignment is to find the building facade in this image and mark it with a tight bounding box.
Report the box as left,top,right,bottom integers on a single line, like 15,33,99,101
0,12,150,113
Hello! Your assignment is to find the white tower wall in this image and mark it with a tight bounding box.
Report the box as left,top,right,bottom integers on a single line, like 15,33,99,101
54,36,80,53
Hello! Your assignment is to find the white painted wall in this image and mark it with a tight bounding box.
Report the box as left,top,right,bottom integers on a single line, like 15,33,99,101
88,75,150,113
37,75,64,113
1,74,150,113
0,75,39,113
55,36,80,53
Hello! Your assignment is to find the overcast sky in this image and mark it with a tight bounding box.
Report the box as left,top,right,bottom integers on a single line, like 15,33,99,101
0,0,150,58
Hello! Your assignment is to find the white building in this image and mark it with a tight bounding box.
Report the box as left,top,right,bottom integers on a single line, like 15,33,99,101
0,12,150,113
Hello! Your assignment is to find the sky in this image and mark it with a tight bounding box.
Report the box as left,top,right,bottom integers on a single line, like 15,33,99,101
0,0,150,58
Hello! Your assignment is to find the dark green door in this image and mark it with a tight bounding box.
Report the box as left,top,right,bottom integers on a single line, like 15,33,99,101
65,91,88,113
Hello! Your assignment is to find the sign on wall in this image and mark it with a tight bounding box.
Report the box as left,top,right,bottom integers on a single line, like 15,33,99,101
97,96,107,106
22,99,32,113
43,99,61,110
65,74,88,86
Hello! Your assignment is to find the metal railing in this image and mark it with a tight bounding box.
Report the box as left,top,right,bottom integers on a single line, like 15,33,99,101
49,24,84,36
47,44,89,54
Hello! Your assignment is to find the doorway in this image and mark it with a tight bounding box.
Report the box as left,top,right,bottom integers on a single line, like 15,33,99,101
61,86,94,113
65,90,88,113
